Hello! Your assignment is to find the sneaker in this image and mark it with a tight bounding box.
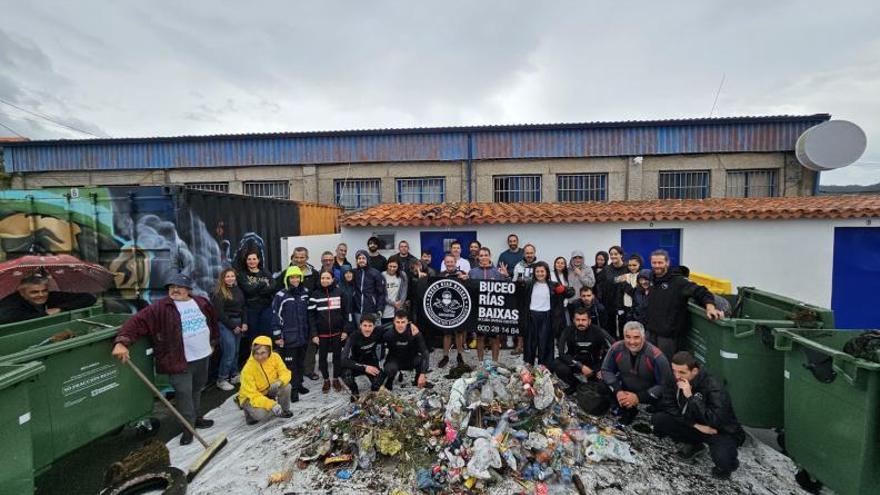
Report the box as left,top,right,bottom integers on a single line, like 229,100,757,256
322,380,331,394
332,379,343,392
180,431,194,445
676,443,706,460
280,410,294,419
307,372,320,381
297,386,310,395
230,374,241,385
194,418,214,429
216,379,234,391
456,354,465,366
437,355,450,368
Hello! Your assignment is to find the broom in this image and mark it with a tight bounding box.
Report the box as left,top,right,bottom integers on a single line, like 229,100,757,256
124,359,228,481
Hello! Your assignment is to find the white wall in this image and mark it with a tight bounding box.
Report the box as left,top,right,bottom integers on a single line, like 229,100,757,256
281,233,344,266
342,218,880,308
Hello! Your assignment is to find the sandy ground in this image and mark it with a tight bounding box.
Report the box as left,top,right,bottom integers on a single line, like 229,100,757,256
169,350,812,495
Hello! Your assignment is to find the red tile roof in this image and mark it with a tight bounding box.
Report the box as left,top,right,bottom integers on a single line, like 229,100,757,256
340,195,880,228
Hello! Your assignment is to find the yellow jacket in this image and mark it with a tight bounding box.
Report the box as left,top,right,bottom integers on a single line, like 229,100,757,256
238,335,292,410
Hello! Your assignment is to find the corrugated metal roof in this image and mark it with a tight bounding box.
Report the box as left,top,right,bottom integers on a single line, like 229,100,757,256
2,114,830,173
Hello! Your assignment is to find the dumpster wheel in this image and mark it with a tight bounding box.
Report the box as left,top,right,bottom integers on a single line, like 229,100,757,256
794,468,822,494
774,429,786,455
99,466,186,495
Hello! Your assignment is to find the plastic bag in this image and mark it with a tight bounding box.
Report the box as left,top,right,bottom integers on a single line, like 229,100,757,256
416,468,444,492
584,433,636,464
533,372,556,410
524,431,549,450
445,377,470,422
466,438,502,480
357,431,376,469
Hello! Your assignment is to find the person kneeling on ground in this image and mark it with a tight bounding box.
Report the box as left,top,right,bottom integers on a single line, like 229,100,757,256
601,321,672,425
382,310,430,391
552,308,614,394
341,314,385,397
238,336,294,424
651,351,745,479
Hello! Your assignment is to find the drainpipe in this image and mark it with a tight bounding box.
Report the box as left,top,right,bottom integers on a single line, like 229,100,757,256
812,170,821,196
466,133,474,202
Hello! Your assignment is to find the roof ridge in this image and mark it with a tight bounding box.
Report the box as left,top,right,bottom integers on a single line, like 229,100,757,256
340,195,880,227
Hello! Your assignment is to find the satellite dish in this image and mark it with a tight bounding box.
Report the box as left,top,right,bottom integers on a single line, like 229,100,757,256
796,120,867,172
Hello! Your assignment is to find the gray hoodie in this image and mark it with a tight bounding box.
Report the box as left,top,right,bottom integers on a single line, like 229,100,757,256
567,249,596,304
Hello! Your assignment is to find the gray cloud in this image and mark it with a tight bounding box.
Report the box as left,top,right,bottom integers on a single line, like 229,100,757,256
0,0,877,184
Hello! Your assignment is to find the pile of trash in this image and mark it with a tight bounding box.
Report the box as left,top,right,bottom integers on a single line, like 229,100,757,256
284,362,636,493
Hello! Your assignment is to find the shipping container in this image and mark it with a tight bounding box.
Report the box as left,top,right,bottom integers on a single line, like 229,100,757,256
0,186,339,309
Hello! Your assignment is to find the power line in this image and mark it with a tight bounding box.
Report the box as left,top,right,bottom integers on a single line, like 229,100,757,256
0,97,107,138
0,118,24,137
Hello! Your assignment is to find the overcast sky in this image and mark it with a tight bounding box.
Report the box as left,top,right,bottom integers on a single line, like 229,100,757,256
1,0,878,185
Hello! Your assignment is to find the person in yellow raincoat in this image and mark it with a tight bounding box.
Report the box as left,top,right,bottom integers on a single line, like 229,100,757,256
238,335,294,424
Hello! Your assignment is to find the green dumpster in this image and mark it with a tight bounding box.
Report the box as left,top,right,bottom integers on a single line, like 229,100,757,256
0,315,155,474
774,328,880,495
684,287,834,429
0,361,44,495
0,304,105,333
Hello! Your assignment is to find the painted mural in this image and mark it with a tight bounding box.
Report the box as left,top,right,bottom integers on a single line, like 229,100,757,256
0,187,284,311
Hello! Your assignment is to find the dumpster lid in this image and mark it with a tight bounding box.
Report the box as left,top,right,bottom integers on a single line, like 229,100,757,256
774,328,880,371
0,361,45,389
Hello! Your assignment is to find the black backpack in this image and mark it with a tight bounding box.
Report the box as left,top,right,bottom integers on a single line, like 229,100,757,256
575,381,610,416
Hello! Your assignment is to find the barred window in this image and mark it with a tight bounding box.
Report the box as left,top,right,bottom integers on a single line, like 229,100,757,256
185,182,229,193
727,169,778,198
335,179,382,210
557,173,607,202
493,175,541,203
658,170,710,199
243,181,289,199
396,177,445,204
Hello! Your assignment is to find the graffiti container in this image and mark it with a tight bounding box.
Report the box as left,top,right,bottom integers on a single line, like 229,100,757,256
0,361,44,495
0,185,321,305
0,314,155,474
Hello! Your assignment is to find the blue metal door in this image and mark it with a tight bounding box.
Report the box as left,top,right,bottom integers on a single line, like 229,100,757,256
419,231,477,271
621,229,681,267
831,227,880,328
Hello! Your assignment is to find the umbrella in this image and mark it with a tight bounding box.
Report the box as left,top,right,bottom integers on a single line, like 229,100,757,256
0,254,115,300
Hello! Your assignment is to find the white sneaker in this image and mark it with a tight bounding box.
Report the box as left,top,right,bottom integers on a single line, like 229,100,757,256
216,379,234,391
230,374,241,385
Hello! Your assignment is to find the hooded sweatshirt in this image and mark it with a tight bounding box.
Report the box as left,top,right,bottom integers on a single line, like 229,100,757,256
238,336,292,410
353,249,387,315
567,249,596,305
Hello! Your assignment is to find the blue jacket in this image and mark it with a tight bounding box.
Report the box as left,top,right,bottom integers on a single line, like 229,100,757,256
271,285,314,347
353,266,386,315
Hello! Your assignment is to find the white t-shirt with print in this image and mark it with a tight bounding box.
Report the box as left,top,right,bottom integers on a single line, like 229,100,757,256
174,298,212,362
